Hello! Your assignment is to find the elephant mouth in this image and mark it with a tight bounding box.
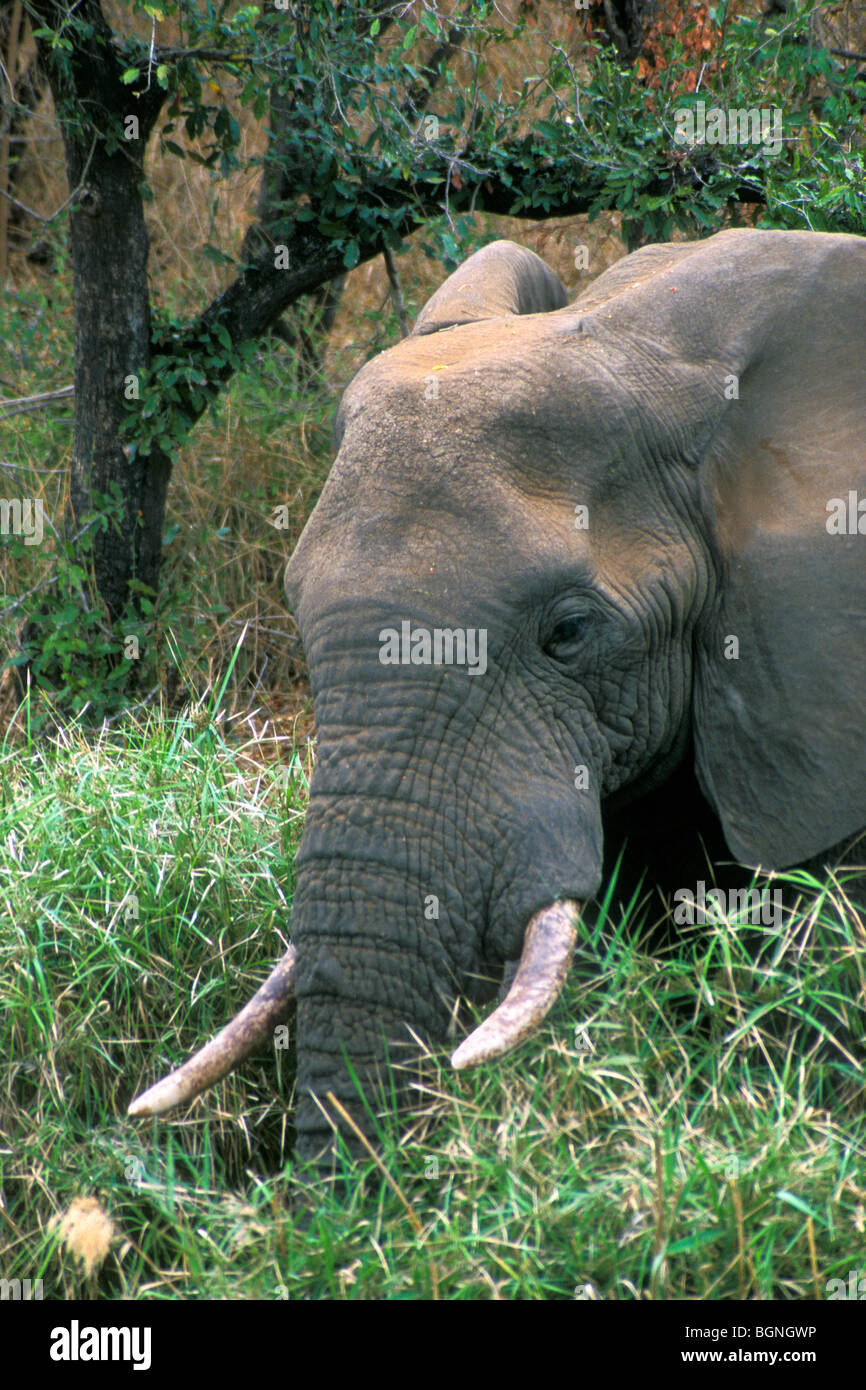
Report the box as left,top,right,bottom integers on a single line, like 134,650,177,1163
126,900,581,1119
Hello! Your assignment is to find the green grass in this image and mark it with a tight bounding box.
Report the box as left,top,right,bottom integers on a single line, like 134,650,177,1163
0,710,864,1299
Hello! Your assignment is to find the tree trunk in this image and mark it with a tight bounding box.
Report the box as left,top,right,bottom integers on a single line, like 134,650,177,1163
0,2,47,274
64,141,170,615
32,0,169,619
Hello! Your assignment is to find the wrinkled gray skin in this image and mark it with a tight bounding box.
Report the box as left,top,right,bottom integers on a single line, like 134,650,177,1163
278,231,866,1163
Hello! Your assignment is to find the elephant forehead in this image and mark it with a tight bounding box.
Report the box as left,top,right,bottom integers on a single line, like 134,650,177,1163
292,478,590,601
287,456,695,634
335,313,626,474
343,310,562,388
287,314,706,611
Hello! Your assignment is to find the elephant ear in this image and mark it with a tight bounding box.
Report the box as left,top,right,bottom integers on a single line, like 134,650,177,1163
412,239,568,336
691,231,866,869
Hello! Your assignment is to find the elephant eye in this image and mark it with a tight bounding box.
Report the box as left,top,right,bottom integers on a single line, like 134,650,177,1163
543,614,588,659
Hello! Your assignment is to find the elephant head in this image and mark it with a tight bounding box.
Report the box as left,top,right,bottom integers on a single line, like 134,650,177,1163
130,231,866,1166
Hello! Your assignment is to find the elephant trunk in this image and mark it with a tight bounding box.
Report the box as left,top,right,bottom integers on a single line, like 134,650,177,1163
286,857,455,1156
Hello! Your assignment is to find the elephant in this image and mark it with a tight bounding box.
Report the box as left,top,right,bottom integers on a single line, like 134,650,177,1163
129,228,866,1167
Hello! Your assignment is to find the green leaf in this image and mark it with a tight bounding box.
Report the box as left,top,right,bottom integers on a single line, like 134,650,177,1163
343,239,360,269
121,68,140,85
201,243,235,266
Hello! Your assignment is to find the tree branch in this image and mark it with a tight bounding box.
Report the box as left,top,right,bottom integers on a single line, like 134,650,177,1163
169,134,765,434
0,384,73,417
0,133,96,222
